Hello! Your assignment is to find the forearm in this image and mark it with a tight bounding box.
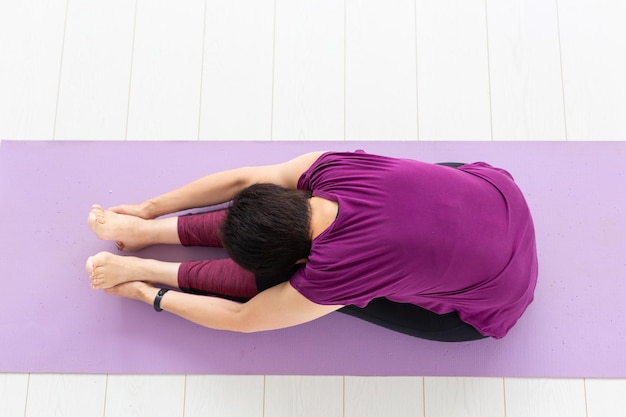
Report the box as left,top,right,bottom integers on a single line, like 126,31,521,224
140,287,250,332
131,152,325,218
128,280,341,334
143,168,248,218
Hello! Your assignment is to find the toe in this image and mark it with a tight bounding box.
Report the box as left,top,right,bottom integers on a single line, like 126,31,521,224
89,205,106,222
87,212,96,228
85,256,94,274
87,211,103,232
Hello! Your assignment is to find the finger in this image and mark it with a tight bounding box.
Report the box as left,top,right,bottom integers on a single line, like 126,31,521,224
108,205,128,214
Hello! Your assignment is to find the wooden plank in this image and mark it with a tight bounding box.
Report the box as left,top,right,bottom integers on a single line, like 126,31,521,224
345,0,418,140
25,374,106,417
416,0,491,140
487,0,566,140
0,0,66,140
199,0,275,140
424,377,504,417
105,375,185,417
272,0,344,140
346,377,423,417
126,0,205,140
558,0,626,140
54,0,135,140
504,378,586,417
265,376,343,417
585,379,626,417
0,373,28,417
184,375,264,417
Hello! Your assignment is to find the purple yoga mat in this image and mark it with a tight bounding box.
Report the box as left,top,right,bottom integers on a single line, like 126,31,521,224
0,140,624,377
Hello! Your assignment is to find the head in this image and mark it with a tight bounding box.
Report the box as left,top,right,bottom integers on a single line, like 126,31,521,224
221,183,312,276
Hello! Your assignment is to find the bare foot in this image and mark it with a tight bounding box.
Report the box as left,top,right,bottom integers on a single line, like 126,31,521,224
88,204,152,251
86,251,148,290
86,251,180,290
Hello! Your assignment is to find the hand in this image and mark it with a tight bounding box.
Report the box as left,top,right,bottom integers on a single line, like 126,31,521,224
104,281,156,303
109,202,156,220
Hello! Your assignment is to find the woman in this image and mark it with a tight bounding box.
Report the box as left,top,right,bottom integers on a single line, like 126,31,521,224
86,150,538,341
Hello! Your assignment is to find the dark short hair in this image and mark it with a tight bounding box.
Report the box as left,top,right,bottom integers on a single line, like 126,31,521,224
221,183,312,277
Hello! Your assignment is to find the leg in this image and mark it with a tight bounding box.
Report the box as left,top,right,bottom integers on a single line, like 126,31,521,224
86,252,260,296
88,205,180,251
177,259,294,301
178,258,259,301
178,209,226,247
86,251,180,290
339,299,488,342
89,206,226,250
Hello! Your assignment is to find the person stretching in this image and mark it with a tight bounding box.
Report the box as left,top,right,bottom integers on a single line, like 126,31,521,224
86,150,538,342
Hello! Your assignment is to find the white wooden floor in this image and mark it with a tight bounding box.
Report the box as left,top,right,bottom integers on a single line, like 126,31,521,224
1,0,625,416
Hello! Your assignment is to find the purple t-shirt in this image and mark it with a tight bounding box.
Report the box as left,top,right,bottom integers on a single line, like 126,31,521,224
290,151,538,338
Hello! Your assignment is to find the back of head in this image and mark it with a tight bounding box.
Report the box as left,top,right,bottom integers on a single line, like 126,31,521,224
221,183,312,276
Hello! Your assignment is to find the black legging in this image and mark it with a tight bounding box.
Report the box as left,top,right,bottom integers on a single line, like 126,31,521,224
340,300,487,342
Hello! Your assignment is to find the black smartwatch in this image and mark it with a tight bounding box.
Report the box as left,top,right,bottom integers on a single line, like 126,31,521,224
153,288,169,312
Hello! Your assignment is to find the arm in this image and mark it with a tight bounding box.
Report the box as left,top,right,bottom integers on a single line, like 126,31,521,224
113,151,325,219
109,281,342,333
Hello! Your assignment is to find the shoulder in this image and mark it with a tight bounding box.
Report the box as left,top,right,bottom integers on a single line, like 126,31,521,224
238,151,327,190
